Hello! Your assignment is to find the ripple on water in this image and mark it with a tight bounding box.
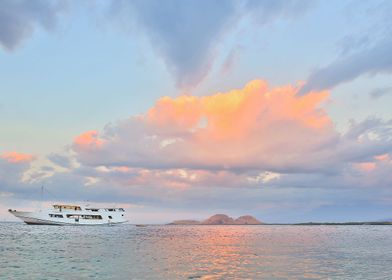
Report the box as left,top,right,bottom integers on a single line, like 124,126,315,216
1,223,392,279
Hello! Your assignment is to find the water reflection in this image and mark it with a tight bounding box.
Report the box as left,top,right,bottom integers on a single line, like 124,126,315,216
143,225,334,279
1,224,392,279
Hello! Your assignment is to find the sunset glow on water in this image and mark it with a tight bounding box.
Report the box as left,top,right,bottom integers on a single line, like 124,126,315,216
1,224,392,279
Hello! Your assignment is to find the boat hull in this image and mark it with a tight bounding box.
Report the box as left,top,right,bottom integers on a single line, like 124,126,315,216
8,210,127,226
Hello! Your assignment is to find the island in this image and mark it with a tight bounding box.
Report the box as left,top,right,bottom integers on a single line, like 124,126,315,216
168,214,263,225
167,215,392,226
168,220,201,225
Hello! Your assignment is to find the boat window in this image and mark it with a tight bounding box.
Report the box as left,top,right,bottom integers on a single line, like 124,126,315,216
119,208,125,212
86,208,99,212
108,216,112,219
108,209,115,212
66,214,80,218
49,214,64,218
81,215,103,220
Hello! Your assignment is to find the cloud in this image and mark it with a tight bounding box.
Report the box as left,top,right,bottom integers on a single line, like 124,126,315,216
111,0,237,89
299,37,392,95
0,151,34,193
244,0,313,23
1,0,312,89
299,1,392,95
47,153,72,169
66,80,392,197
1,151,34,163
0,0,66,51
369,86,392,99
73,130,104,150
73,79,336,173
111,0,312,89
220,47,240,75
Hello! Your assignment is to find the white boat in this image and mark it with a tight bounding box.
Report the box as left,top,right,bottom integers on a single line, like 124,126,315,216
8,204,127,226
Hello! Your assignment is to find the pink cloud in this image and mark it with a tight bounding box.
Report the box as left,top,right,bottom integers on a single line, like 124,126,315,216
73,130,104,150
40,79,390,195
74,79,337,172
354,162,376,172
374,153,390,162
1,152,34,163
90,165,250,190
349,152,391,177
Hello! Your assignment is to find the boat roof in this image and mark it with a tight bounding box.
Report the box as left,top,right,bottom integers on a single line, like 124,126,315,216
53,204,81,208
52,204,125,211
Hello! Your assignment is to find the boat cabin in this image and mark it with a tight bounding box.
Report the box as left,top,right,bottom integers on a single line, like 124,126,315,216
53,204,82,211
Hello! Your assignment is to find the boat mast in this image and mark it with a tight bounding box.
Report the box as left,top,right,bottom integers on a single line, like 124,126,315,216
40,185,44,211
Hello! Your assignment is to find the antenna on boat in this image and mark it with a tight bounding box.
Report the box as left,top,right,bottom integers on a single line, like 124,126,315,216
40,185,44,211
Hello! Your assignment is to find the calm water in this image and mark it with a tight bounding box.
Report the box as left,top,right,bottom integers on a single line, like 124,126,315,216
1,223,391,279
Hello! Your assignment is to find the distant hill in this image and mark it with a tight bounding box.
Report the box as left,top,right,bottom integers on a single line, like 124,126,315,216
168,214,263,225
202,214,235,225
234,215,263,225
167,220,201,225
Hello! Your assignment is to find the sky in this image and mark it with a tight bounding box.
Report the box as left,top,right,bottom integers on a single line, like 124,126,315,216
1,0,392,223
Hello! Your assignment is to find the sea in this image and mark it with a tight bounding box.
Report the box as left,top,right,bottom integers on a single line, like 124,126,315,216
1,223,391,279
